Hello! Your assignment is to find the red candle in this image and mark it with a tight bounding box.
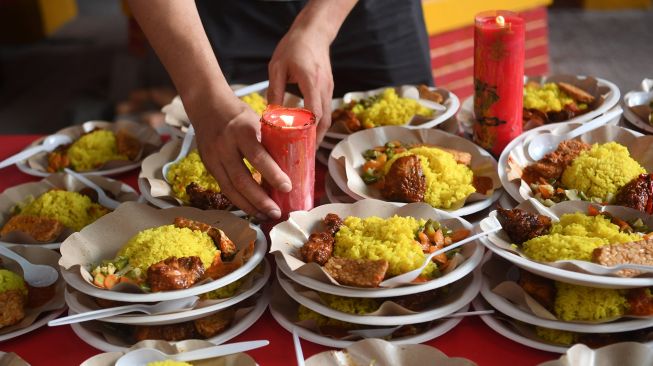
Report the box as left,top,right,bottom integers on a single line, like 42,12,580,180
473,10,525,156
260,105,317,217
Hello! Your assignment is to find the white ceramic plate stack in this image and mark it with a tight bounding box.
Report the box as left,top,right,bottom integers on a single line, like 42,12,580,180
327,126,503,217
268,200,485,347
623,78,653,133
56,202,270,352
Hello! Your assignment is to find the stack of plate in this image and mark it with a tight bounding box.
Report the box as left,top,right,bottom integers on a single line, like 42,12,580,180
267,200,485,347
475,201,653,353
56,202,270,352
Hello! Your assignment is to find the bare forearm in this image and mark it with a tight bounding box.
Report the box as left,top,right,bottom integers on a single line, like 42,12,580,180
292,0,359,43
126,0,237,118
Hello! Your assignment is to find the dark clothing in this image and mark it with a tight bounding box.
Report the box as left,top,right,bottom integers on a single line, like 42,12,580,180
196,0,433,97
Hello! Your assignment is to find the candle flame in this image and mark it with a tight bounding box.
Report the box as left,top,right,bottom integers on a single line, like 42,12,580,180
496,15,505,27
279,114,294,127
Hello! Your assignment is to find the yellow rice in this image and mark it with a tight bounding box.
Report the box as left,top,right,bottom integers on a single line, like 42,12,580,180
318,293,380,315
535,327,576,345
0,269,26,295
241,92,267,115
67,130,127,171
561,142,645,199
334,216,438,278
351,88,433,128
118,225,218,271
297,305,354,329
554,282,628,321
523,82,576,113
523,213,640,262
166,149,221,202
20,190,108,231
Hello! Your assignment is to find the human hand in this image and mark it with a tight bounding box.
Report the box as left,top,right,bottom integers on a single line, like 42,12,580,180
190,100,291,220
267,25,334,143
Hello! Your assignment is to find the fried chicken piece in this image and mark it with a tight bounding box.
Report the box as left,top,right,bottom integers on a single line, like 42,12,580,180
473,176,494,195
496,207,552,245
186,182,232,210
381,155,426,203
173,217,236,259
417,85,444,104
523,109,548,130
0,215,65,242
323,213,343,236
193,309,235,338
592,238,653,277
0,290,26,328
332,108,361,132
389,289,439,311
147,256,205,292
615,174,653,214
558,82,595,104
521,139,591,185
115,129,142,160
626,288,653,316
134,321,197,342
518,270,556,311
324,257,388,288
46,144,71,173
300,232,334,266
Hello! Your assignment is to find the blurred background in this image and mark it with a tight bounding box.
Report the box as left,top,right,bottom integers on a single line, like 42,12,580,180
0,0,651,134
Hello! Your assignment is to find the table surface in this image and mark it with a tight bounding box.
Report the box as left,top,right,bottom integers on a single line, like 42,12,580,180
0,135,558,366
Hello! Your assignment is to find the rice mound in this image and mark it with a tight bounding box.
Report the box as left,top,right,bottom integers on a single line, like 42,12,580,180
561,142,645,199
118,224,218,271
554,282,628,321
523,82,576,113
67,130,128,171
20,190,108,231
166,149,221,202
241,92,267,115
351,88,433,128
297,304,354,329
319,293,380,315
333,216,437,278
535,327,575,345
523,213,640,262
0,269,26,295
384,146,475,209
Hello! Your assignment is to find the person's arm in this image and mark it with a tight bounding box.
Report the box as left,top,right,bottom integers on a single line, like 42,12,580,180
128,0,291,220
267,0,359,142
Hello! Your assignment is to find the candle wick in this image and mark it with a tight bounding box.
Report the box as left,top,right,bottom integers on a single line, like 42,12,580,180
496,15,505,27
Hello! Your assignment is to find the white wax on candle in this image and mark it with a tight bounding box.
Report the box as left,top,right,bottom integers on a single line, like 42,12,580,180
279,115,295,126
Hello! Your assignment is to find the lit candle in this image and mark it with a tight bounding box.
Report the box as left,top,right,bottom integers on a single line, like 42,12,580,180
260,105,317,218
473,10,525,156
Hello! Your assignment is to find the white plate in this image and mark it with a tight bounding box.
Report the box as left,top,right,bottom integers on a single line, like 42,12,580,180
16,121,161,177
497,122,640,204
1,174,140,249
458,75,621,135
277,267,481,326
324,173,355,204
271,200,485,298
472,296,569,353
328,130,502,217
623,90,653,133
0,307,66,343
269,293,467,348
480,253,653,333
65,258,270,326
61,223,267,302
70,286,270,352
326,86,459,140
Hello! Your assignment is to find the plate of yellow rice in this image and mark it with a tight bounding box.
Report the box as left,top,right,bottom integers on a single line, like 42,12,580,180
327,86,459,140
16,120,162,177
59,202,266,302
329,126,502,216
0,173,139,249
270,199,484,298
480,199,653,288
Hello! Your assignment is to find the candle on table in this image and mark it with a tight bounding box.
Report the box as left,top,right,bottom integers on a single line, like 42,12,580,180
260,105,317,218
473,10,525,156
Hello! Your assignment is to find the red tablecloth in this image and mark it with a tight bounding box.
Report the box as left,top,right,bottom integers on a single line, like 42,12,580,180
0,135,557,366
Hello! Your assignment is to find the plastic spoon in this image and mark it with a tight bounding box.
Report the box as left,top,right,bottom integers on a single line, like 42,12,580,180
379,227,502,287
0,246,58,287
115,340,269,366
526,106,623,161
48,296,199,326
63,168,121,210
0,134,72,170
234,80,270,97
292,327,306,366
162,125,195,183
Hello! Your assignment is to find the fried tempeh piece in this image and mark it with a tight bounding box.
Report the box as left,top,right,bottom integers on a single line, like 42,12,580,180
193,309,235,338
558,82,595,104
0,290,26,328
592,238,653,277
174,217,236,259
417,84,444,104
324,257,388,288
0,215,65,242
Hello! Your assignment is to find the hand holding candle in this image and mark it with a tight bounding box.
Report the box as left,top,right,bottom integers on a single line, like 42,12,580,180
260,105,317,218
